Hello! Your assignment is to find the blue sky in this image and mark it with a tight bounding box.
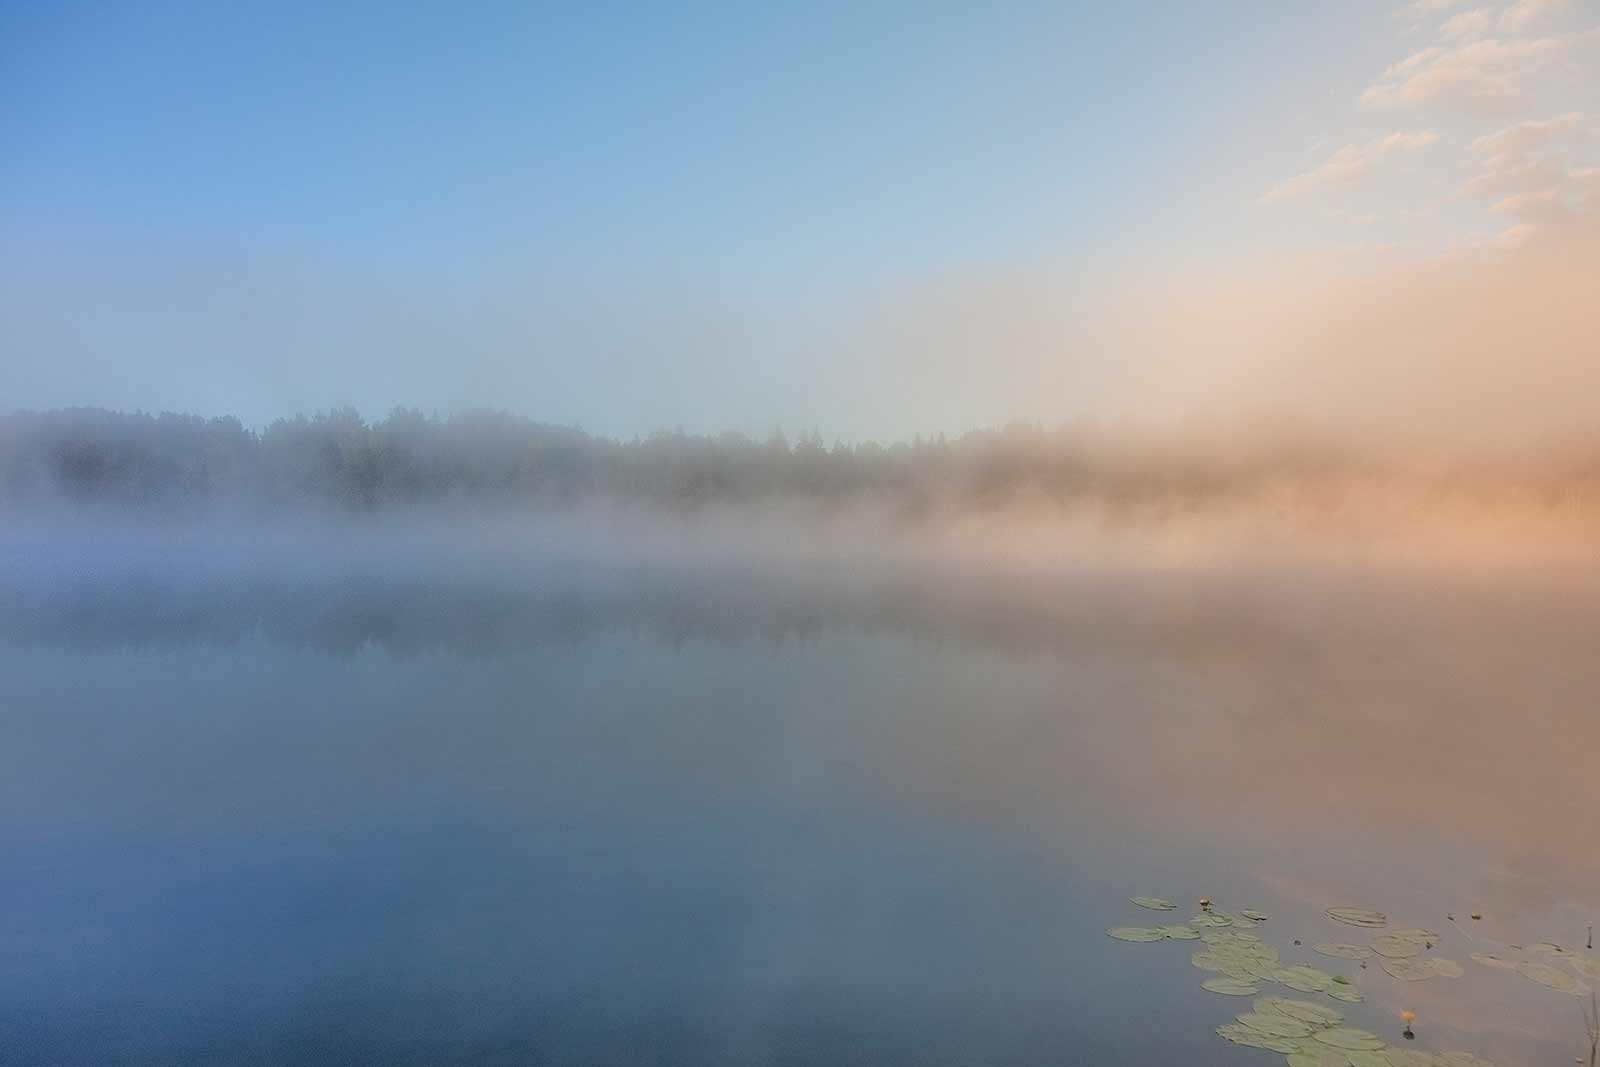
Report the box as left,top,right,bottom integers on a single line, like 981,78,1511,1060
2,1,1595,438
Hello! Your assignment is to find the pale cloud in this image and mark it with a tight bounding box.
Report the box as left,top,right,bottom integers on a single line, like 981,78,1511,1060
1463,113,1591,211
1490,186,1576,222
1501,0,1570,31
1442,8,1495,35
1463,154,1573,198
1360,34,1581,112
1262,132,1439,202
1470,111,1584,163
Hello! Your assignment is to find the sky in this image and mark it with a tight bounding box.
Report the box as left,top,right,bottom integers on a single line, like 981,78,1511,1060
2,0,1597,440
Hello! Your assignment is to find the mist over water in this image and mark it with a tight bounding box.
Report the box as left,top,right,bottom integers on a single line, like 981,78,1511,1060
3,498,1597,1065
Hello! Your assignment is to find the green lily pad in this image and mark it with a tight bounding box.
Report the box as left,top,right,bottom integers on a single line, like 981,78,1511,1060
1569,955,1600,980
1429,958,1463,978
1202,976,1261,995
1191,912,1233,927
1255,996,1344,1026
1157,924,1200,939
1275,964,1335,992
1325,983,1365,1003
1389,928,1440,947
1315,1027,1387,1051
1291,1052,1357,1067
1327,907,1387,929
1315,943,1375,960
1107,926,1166,942
1131,896,1178,911
1371,934,1423,958
1380,956,1437,981
1216,1022,1300,1053
1348,1052,1396,1067
1242,908,1269,921
1516,959,1582,993
1236,1011,1315,1038
1469,953,1517,971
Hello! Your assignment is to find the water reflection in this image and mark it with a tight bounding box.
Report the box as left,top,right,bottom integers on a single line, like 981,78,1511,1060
1,545,1596,1065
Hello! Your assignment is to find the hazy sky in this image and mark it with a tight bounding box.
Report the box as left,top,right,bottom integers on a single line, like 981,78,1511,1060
3,1,1596,439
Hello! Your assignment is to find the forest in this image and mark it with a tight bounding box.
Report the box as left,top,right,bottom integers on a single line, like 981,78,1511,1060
3,405,1598,514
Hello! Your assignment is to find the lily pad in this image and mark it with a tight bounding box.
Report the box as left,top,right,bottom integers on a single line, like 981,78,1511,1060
1315,1028,1387,1051
1527,941,1565,954
1236,1011,1315,1038
1191,912,1233,927
1371,934,1423,959
1325,983,1365,1003
1157,924,1200,940
1379,956,1437,981
1202,976,1261,996
1289,1053,1355,1067
1569,955,1600,980
1216,1022,1300,1053
1389,928,1440,947
1131,896,1178,911
1107,926,1166,942
1275,964,1335,992
1516,959,1582,993
1256,996,1344,1026
1327,907,1387,929
1348,1052,1395,1067
1315,943,1375,960
1242,908,1269,921
1429,958,1463,978
1469,953,1517,971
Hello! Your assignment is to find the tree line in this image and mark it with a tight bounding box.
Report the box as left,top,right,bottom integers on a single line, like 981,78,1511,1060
2,405,1596,512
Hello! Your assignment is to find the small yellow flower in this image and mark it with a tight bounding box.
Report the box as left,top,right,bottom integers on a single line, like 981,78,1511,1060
1401,1010,1416,1024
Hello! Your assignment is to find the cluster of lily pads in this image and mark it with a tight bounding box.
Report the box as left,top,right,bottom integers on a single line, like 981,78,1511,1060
1107,897,1503,1066
1469,940,1596,997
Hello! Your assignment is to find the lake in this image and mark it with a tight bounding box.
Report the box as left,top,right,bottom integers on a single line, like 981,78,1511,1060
2,520,1597,1065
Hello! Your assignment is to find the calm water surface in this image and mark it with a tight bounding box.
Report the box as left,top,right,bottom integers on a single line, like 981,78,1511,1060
2,536,1597,1065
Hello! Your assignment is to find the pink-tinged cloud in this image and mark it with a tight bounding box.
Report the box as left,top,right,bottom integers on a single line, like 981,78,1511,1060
1360,33,1587,112
1261,132,1438,202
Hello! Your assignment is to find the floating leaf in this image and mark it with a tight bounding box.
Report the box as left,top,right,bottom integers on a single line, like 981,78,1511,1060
1157,924,1200,940
1380,957,1437,981
1325,983,1365,1003
1255,996,1344,1026
1469,953,1517,972
1202,976,1261,996
1289,1053,1354,1067
1236,1011,1315,1038
1516,959,1581,993
1327,907,1387,929
1275,964,1335,992
1192,912,1233,928
1131,896,1178,911
1108,926,1166,942
1242,908,1269,921
1389,928,1440,947
1348,1052,1395,1067
1315,1027,1387,1051
1315,943,1375,960
1217,1022,1300,1053
1429,958,1463,978
1569,955,1600,980
1372,934,1423,959
1527,941,1565,954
